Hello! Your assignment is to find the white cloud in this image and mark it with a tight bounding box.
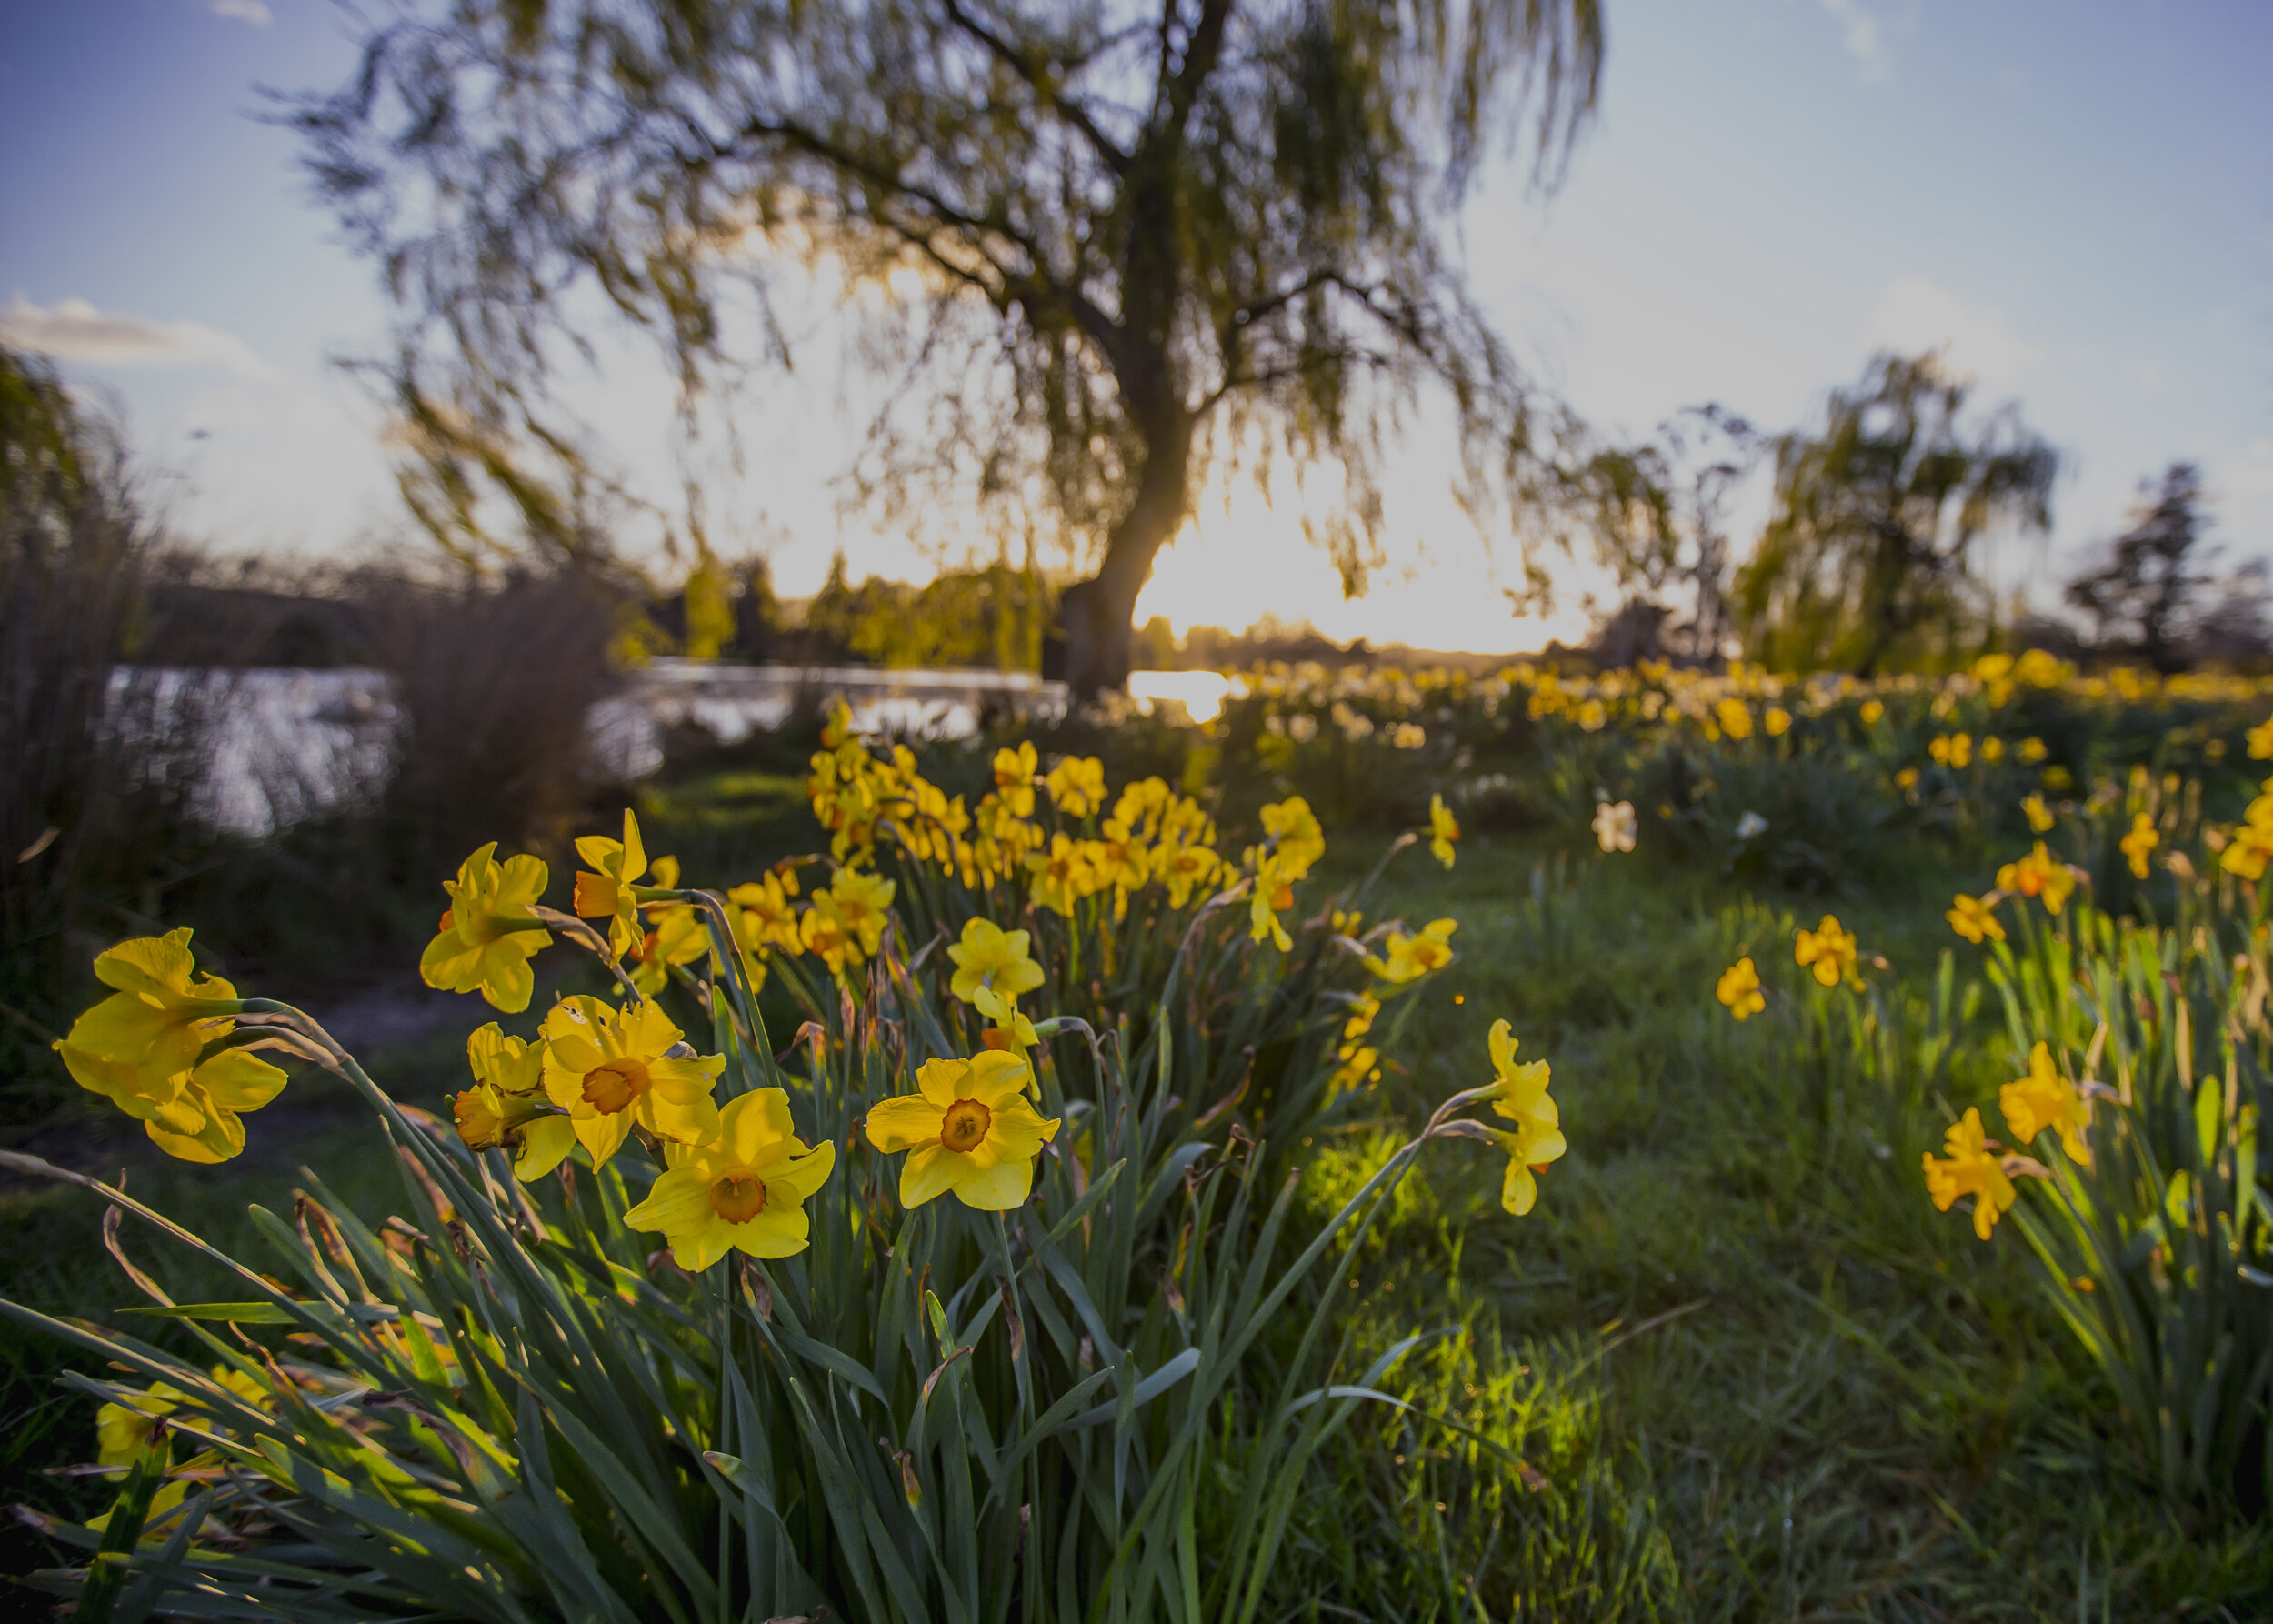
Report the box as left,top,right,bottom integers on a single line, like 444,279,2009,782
209,0,273,25
1816,0,1892,80
1865,276,2039,391
0,296,285,385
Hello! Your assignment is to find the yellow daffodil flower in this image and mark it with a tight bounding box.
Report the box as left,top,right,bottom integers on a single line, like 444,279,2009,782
628,902,710,997
972,985,1041,1057
946,917,1044,1007
539,997,723,1169
1113,776,1173,833
799,903,855,976
1980,735,2005,764
729,872,803,955
992,741,1039,817
1996,842,2077,914
1765,706,1792,737
419,843,552,1012
1715,957,1766,1019
1155,841,1222,907
452,1023,576,1181
2000,1040,2091,1168
1928,733,1974,768
2224,820,2273,881
1044,756,1106,818
1895,766,1920,792
1793,915,1857,987
1428,794,1460,869
55,929,241,1098
1259,796,1326,878
1248,853,1295,951
2022,793,2055,833
1859,699,1885,725
55,932,287,1160
1027,832,1094,917
1715,697,1753,740
1367,918,1457,983
573,809,650,957
2119,813,2159,880
1923,1108,2018,1239
1947,893,2005,945
2018,737,2049,764
863,1050,1060,1210
1483,1020,1566,1216
1591,799,1637,853
2249,717,2273,760
622,1088,836,1269
817,868,896,959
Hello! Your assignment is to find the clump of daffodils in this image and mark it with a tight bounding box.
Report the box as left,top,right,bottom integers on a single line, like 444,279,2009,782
56,717,1507,1282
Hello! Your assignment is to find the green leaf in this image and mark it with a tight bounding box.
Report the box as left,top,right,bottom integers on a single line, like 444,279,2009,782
115,1303,297,1325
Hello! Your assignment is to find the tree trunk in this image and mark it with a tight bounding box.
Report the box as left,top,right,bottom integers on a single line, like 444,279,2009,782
1055,406,1192,702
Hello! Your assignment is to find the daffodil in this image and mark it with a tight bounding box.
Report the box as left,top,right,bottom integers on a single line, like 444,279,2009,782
816,869,896,960
946,917,1044,1007
573,810,650,957
1793,915,1857,987
1045,756,1106,818
1427,794,1460,869
2000,1040,2091,1168
973,985,1042,1056
1367,918,1457,983
1923,1108,2017,1240
863,1050,1061,1210
1027,832,1094,917
1715,697,1753,740
2249,716,2273,760
628,902,711,997
1765,706,1792,737
539,997,723,1168
1154,840,1222,907
2119,813,2159,880
1859,699,1885,725
453,1023,576,1181
2018,737,2049,764
992,741,1039,817
55,930,241,1098
1996,842,2078,913
622,1088,836,1268
2224,820,2273,881
55,932,286,1159
1715,957,1765,1019
1249,853,1295,951
1947,893,2005,944
2022,793,2055,834
419,844,552,1012
799,902,854,974
1259,796,1326,878
1592,799,1637,853
1483,1020,1566,1216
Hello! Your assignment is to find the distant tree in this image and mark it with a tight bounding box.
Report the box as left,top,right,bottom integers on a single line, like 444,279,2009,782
2063,463,2222,673
1566,404,1758,663
287,0,1605,697
1732,352,2058,674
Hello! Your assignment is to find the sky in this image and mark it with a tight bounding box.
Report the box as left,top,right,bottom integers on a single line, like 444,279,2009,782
3,0,2269,654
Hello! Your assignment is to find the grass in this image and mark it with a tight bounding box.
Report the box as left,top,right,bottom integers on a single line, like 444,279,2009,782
4,762,2270,1619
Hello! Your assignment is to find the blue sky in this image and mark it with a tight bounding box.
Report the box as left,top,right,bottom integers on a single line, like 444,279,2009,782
4,0,2269,651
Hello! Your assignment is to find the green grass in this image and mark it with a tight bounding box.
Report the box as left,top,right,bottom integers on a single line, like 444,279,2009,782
5,768,2270,1619
1269,833,2273,1619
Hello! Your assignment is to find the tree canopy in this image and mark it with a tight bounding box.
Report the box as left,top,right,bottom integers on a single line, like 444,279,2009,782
1732,352,2058,675
289,0,1606,693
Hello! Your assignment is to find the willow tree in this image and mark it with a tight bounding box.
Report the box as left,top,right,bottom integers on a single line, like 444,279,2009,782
1732,352,2058,675
289,0,1605,696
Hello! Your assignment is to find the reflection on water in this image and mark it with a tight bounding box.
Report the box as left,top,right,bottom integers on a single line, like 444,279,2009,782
131,660,1106,837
